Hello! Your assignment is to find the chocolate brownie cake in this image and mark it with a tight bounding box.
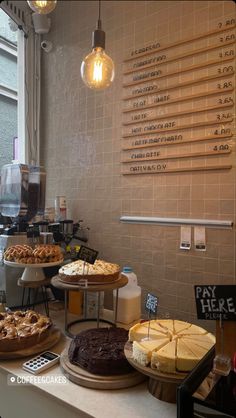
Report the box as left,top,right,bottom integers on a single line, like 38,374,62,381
68,327,133,375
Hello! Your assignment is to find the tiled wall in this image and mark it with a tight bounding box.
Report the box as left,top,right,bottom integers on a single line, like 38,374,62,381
41,1,236,329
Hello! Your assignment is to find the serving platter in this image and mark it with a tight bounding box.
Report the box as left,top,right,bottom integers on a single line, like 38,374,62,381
0,327,61,360
4,259,64,268
4,259,64,281
60,348,146,390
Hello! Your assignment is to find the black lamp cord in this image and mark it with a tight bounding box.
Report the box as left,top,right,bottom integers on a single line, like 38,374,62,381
97,0,101,30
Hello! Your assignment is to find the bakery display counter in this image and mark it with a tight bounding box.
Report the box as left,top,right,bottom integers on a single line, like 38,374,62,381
0,336,177,418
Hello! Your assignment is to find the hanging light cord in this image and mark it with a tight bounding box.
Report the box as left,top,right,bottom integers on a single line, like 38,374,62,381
97,0,101,29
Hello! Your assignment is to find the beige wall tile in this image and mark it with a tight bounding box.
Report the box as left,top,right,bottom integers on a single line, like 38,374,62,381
41,0,236,326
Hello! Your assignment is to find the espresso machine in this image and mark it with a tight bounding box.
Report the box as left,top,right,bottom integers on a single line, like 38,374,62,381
0,163,46,307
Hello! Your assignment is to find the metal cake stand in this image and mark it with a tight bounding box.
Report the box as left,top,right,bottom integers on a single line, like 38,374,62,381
51,274,128,337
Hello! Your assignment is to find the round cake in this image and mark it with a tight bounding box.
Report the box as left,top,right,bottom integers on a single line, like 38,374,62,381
68,327,133,375
59,259,120,283
0,310,52,352
129,319,215,373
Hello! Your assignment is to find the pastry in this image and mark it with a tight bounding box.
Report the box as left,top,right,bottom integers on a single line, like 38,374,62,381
129,319,215,374
59,259,120,283
0,310,52,352
4,244,63,264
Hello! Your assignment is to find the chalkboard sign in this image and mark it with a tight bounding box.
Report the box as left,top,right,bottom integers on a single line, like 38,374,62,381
194,285,236,321
145,293,158,315
76,245,98,265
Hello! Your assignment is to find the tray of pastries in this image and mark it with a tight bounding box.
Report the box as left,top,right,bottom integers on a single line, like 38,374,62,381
4,244,63,265
0,310,60,358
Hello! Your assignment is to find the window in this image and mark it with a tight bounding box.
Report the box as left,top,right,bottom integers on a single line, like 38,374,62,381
0,1,40,170
0,8,18,170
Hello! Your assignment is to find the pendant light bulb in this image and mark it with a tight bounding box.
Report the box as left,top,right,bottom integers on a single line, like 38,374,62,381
81,1,115,90
27,1,57,15
81,47,114,90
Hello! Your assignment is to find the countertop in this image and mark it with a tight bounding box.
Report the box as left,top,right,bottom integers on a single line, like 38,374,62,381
0,334,177,418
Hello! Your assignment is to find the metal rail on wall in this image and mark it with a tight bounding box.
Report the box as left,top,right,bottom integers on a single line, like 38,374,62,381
120,216,233,229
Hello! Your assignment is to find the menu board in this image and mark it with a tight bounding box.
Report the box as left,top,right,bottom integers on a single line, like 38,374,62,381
122,19,235,175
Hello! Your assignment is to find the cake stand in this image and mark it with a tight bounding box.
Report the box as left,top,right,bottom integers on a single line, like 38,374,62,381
4,259,64,282
124,341,187,403
51,274,128,337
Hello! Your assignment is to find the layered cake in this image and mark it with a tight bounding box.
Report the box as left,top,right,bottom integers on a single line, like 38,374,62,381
59,259,120,283
0,310,52,352
68,327,133,375
129,319,215,373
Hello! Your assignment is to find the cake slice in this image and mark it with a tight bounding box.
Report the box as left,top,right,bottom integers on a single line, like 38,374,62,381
133,337,169,366
157,319,174,334
181,339,209,358
129,323,168,342
176,339,200,372
177,324,207,336
174,320,191,334
151,340,177,373
183,333,215,351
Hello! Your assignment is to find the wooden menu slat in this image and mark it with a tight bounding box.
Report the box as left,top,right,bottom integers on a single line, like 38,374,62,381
123,87,234,114
122,118,233,138
123,165,232,175
124,24,236,63
122,149,231,163
123,56,235,97
124,40,235,79
122,133,233,151
123,102,234,126
123,56,235,87
124,39,236,75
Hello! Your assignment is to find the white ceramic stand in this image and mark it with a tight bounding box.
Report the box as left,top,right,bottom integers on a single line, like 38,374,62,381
4,260,63,282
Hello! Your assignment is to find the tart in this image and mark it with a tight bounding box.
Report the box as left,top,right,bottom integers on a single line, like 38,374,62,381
0,310,52,352
59,259,120,283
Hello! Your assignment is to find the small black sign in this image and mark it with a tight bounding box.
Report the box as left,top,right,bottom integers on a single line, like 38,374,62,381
194,285,236,321
145,293,158,315
76,245,98,265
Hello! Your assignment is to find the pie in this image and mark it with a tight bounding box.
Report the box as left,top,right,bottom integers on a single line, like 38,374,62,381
4,244,63,264
129,319,215,373
0,310,52,352
59,259,120,283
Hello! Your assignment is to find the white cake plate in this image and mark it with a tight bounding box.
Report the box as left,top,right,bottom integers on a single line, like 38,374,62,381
4,259,63,282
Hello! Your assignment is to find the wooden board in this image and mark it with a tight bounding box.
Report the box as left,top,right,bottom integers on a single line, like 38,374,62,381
124,341,186,382
0,327,61,360
60,349,146,390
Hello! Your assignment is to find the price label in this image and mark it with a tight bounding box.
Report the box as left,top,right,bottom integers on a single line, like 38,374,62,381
145,293,158,315
76,245,98,264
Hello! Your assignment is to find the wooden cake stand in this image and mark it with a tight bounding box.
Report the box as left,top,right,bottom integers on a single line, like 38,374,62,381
0,327,61,360
124,341,187,403
60,348,146,390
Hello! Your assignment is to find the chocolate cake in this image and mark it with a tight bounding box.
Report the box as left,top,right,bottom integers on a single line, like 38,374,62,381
68,327,133,375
